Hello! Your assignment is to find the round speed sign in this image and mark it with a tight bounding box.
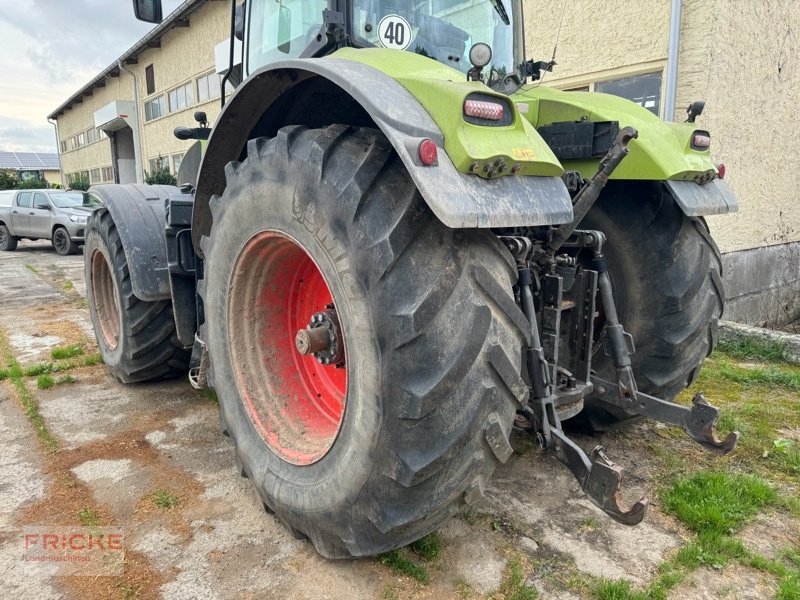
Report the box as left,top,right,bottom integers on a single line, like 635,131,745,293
377,14,413,50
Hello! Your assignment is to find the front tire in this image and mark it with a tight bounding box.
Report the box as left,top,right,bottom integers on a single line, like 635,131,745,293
579,182,724,429
85,209,190,383
0,224,18,251
200,125,530,558
53,226,78,255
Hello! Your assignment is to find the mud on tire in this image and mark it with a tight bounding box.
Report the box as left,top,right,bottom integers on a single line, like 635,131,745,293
579,181,724,429
85,209,190,383
199,125,531,558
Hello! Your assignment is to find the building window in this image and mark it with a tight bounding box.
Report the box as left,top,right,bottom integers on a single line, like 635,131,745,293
60,141,67,153
90,168,101,183
102,166,114,182
171,153,184,174
145,64,155,95
595,72,662,116
144,95,165,121
148,157,169,174
196,72,222,103
76,132,85,147
168,82,194,113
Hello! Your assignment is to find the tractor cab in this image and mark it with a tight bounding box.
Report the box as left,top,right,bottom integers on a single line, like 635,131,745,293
136,0,525,91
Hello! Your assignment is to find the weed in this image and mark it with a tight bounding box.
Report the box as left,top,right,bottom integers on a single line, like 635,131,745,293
36,374,54,390
579,516,600,530
23,363,55,377
63,280,74,291
152,489,180,509
83,353,103,366
0,368,7,381
494,559,537,600
51,344,84,360
777,573,800,600
57,374,77,385
380,549,429,583
662,471,776,535
202,389,219,404
674,533,748,570
117,582,142,600
717,337,788,363
593,578,643,600
409,532,441,561
24,264,39,274
78,509,101,527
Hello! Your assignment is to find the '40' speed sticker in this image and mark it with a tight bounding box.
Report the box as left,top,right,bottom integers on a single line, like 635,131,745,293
378,14,413,50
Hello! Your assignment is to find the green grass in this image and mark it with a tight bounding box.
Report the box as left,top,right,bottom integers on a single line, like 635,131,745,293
380,549,429,583
57,374,77,385
717,337,788,363
493,559,537,600
0,368,7,381
778,573,800,600
409,532,442,561
717,359,800,392
63,280,74,292
152,489,180,509
662,471,776,535
51,344,84,360
24,264,39,274
82,352,102,366
78,508,101,527
579,516,601,530
36,374,54,390
23,362,55,377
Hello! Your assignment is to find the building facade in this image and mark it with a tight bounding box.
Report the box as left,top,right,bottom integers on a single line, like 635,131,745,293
50,0,800,326
527,0,800,326
0,151,61,186
49,0,230,189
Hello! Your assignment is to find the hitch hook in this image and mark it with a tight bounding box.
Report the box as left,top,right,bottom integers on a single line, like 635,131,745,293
688,393,740,454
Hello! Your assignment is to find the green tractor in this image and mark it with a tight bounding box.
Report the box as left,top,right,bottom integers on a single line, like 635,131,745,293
85,0,739,558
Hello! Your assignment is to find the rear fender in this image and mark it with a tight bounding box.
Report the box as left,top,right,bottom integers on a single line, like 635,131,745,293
191,57,573,255
88,184,176,301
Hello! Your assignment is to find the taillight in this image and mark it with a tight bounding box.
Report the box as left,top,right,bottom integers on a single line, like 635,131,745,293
464,99,504,121
691,130,711,150
717,163,726,179
463,93,512,126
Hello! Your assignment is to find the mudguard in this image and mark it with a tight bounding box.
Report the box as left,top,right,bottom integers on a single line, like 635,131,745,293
192,57,573,254
89,184,176,301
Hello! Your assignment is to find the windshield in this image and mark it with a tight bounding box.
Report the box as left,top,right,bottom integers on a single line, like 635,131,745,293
352,0,524,90
49,192,103,209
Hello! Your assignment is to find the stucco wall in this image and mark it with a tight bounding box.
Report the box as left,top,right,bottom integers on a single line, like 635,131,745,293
691,0,800,253
56,75,129,179
523,0,670,86
136,0,229,168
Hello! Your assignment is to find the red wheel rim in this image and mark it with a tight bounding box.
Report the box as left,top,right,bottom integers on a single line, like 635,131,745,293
91,249,120,350
228,231,347,465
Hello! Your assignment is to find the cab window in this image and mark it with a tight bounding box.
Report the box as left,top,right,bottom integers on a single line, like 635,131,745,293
33,193,50,210
246,0,327,74
16,192,33,208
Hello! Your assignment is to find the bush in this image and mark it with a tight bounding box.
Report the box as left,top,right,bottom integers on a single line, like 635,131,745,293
144,164,177,186
69,175,90,191
18,177,49,189
0,171,18,190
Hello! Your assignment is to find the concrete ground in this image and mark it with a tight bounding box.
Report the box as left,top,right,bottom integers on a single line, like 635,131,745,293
0,240,771,600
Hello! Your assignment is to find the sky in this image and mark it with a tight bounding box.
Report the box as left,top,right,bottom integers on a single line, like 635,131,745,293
0,0,182,153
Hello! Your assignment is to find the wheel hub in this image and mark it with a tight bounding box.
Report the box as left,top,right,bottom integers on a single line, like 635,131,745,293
295,308,344,366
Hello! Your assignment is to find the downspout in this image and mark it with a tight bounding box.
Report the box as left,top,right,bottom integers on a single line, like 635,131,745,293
663,0,682,121
118,59,145,183
47,117,66,188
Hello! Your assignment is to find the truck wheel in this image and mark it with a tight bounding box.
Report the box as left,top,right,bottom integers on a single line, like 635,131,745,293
199,125,529,558
52,226,78,256
0,224,18,251
84,209,190,383
579,182,724,429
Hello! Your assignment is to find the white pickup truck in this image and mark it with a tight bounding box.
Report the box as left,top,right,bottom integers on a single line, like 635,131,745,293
0,189,103,255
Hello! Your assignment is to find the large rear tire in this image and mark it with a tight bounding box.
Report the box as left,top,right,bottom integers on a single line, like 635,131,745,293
85,209,190,383
579,182,724,429
199,125,530,558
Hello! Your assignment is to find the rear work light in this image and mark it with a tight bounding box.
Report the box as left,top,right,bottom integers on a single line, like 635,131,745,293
691,130,711,150
464,99,504,121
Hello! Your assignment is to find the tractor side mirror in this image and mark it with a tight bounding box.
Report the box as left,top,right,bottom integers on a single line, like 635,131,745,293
278,4,292,54
133,0,163,24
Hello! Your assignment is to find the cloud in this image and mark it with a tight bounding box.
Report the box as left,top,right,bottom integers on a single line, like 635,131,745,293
0,116,58,153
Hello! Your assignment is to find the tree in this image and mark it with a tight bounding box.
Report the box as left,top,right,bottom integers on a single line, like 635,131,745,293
18,177,49,189
0,171,18,190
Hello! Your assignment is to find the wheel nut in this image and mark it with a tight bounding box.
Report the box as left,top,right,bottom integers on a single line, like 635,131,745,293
295,327,331,355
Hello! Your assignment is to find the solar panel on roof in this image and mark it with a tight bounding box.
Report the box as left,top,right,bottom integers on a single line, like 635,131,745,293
0,151,59,170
